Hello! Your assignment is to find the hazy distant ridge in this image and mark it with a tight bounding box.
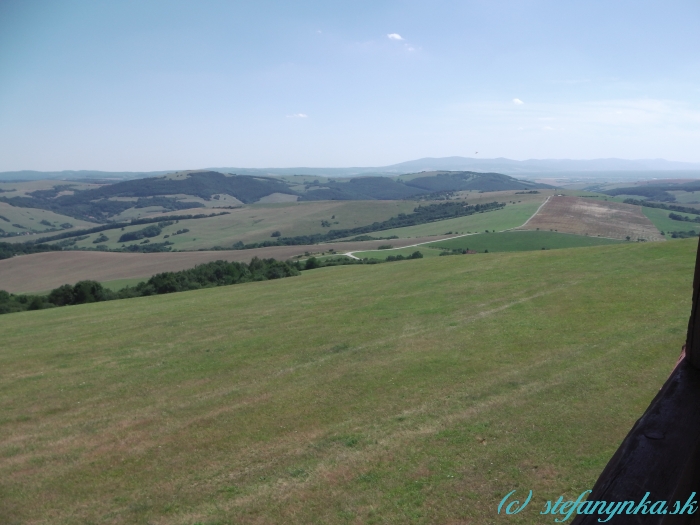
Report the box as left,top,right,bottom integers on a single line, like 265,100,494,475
2,157,700,181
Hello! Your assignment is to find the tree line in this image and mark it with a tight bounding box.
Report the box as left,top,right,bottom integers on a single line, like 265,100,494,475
0,252,423,315
623,198,700,216
0,258,299,314
230,201,504,250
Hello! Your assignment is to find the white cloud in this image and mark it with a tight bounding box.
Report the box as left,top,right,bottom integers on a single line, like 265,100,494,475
513,98,524,105
286,113,308,118
407,46,415,51
387,33,404,40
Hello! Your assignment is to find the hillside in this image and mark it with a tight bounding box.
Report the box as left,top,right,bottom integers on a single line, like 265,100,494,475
0,240,693,523
601,179,700,203
0,171,553,223
398,171,549,192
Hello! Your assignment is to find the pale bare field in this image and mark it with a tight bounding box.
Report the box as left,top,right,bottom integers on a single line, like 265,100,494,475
517,196,665,241
1,235,451,293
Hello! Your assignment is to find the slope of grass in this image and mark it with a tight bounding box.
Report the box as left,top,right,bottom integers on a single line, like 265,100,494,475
642,206,700,236
365,201,542,239
62,200,419,251
353,231,623,260
432,230,623,252
0,202,94,235
0,240,695,524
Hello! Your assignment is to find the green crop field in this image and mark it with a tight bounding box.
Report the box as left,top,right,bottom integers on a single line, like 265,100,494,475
0,239,693,524
430,231,623,252
352,231,623,260
642,207,700,236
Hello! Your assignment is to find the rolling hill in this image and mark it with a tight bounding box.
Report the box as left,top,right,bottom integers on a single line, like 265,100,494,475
0,170,553,223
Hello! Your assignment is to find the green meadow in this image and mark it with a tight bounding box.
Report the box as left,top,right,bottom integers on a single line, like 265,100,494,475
365,201,543,239
352,231,622,260
430,231,623,252
0,240,694,524
63,200,419,251
642,206,700,236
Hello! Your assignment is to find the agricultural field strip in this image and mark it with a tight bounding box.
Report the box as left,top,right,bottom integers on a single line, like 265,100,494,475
1,235,455,293
342,196,556,258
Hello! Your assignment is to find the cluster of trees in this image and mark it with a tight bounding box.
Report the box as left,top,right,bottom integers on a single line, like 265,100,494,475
295,256,387,270
121,241,174,252
439,248,477,256
231,202,504,250
668,230,699,239
669,212,700,224
118,221,173,243
0,241,62,260
386,251,423,261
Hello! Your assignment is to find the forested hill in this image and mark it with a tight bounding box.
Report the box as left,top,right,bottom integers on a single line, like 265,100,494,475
400,171,550,192
0,170,553,222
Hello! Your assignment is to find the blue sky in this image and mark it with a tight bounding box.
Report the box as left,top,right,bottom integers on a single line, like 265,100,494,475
1,0,699,170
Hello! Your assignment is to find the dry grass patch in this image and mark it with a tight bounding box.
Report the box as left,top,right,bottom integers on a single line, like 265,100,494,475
518,196,664,241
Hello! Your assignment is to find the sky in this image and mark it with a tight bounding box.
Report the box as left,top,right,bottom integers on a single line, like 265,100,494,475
1,0,699,171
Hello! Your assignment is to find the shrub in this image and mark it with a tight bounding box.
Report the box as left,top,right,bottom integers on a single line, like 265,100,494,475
304,257,320,270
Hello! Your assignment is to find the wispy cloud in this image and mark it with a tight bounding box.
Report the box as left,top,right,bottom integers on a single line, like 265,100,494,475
513,98,524,105
387,33,404,40
286,113,308,118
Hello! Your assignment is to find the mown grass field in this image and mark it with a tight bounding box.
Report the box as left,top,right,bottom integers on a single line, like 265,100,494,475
352,231,623,260
1,240,694,524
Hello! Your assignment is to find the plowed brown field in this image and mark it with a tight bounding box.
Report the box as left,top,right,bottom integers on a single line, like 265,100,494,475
0,235,451,293
518,196,664,242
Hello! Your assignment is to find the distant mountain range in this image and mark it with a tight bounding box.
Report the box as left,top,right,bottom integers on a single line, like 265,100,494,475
2,157,700,181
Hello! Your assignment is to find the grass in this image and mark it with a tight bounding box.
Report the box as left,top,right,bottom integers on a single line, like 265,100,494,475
352,231,622,260
642,206,700,236
0,202,94,235
0,239,694,524
431,231,623,252
366,201,543,239
65,200,420,251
